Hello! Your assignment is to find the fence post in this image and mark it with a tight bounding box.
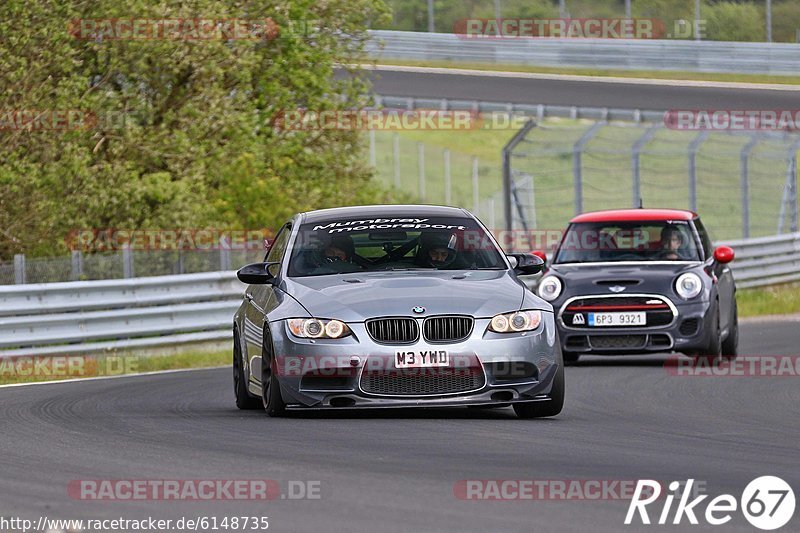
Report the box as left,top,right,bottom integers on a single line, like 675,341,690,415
472,156,480,214
631,125,659,207
503,120,537,231
573,122,605,215
417,142,426,201
70,250,83,281
13,254,26,284
444,148,451,205
368,129,376,168
122,246,134,279
740,136,759,238
219,235,232,271
778,139,800,234
392,133,400,188
688,131,709,212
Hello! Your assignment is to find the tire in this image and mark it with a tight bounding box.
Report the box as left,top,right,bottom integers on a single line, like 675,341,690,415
513,343,565,419
234,331,261,410
721,300,739,360
695,303,722,362
261,328,286,417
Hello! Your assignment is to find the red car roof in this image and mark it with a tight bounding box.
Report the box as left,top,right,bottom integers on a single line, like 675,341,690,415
570,208,697,223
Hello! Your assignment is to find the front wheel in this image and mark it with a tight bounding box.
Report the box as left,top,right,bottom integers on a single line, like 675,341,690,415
261,331,286,417
696,303,722,362
721,301,739,360
563,351,581,365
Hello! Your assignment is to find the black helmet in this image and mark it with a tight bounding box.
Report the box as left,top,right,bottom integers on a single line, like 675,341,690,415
418,232,458,268
322,234,355,262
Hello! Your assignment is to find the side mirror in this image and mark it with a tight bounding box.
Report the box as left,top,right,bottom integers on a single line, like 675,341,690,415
237,262,279,285
508,253,545,276
713,246,734,264
531,250,547,265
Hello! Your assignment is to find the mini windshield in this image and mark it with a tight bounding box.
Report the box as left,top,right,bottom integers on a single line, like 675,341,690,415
287,216,506,277
554,221,701,264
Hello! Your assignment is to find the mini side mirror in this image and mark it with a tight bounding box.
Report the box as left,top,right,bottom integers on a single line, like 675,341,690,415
713,246,734,264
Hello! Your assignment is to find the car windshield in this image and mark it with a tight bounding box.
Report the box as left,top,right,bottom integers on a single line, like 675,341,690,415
287,216,507,277
554,221,701,264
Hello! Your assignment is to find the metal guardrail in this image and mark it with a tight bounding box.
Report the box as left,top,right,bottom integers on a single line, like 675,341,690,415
0,272,242,357
0,233,797,357
719,232,800,288
376,94,667,122
367,30,800,75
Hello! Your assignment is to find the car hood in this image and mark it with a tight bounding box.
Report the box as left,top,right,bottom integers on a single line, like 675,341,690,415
284,270,525,321
547,262,704,300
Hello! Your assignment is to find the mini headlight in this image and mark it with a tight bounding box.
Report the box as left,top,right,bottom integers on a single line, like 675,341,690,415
489,311,542,333
675,272,702,299
288,318,351,339
538,276,563,302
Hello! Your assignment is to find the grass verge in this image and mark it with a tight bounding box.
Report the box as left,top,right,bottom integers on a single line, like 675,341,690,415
0,349,229,386
737,283,800,318
376,59,800,86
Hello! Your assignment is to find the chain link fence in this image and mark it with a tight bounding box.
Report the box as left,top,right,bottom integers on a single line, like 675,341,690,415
506,121,800,241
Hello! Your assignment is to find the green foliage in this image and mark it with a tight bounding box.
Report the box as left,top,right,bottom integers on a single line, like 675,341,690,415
703,1,764,42
0,0,392,259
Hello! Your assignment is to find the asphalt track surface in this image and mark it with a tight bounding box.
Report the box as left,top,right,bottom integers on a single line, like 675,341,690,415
2,320,799,533
359,67,800,111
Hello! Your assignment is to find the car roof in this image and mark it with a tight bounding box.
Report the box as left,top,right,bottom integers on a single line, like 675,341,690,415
570,208,697,224
299,205,469,224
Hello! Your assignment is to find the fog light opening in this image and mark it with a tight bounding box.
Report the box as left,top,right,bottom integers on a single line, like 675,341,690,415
491,391,514,402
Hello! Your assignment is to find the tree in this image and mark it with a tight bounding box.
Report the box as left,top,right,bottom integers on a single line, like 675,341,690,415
0,0,392,258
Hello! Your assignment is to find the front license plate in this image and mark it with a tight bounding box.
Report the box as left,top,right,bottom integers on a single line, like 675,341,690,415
588,312,646,327
395,349,449,369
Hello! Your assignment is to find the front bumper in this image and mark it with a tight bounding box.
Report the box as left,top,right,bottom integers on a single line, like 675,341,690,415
554,295,714,355
268,314,559,409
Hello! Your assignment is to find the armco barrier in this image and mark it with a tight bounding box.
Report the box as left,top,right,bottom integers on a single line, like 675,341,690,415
367,30,800,76
0,234,796,357
0,272,242,357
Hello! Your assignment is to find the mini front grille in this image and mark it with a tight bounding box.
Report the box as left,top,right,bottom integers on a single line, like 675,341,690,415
360,367,485,396
366,318,419,344
563,295,674,328
423,316,473,343
588,335,647,350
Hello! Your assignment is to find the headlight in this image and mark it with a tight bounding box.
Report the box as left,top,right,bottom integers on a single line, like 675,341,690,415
288,318,351,339
489,311,542,333
537,276,562,302
675,273,702,299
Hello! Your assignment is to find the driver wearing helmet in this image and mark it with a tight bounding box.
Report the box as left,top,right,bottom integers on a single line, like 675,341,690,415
322,234,355,264
659,225,688,261
417,232,459,268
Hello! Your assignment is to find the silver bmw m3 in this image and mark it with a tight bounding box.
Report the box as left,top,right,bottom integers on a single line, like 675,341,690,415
232,205,564,418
